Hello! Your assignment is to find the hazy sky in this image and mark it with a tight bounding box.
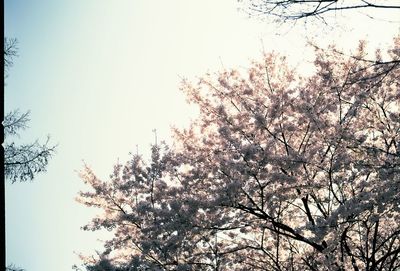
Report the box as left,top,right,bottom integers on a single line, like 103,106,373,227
4,1,399,270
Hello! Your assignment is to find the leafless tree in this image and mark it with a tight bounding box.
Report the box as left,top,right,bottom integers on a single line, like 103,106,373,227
241,0,400,23
5,264,25,271
3,110,56,183
3,39,57,183
4,37,18,80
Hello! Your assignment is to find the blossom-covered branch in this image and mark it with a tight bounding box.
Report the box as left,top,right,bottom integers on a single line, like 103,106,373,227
76,37,400,270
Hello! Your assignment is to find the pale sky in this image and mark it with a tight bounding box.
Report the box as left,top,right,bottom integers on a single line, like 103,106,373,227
4,1,399,270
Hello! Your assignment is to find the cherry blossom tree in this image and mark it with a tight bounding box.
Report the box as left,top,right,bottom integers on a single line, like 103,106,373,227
76,37,400,271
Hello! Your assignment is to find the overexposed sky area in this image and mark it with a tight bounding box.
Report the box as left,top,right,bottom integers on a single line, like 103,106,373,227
4,1,399,270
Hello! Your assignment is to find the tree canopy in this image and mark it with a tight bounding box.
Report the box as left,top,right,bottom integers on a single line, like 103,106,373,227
75,37,400,271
